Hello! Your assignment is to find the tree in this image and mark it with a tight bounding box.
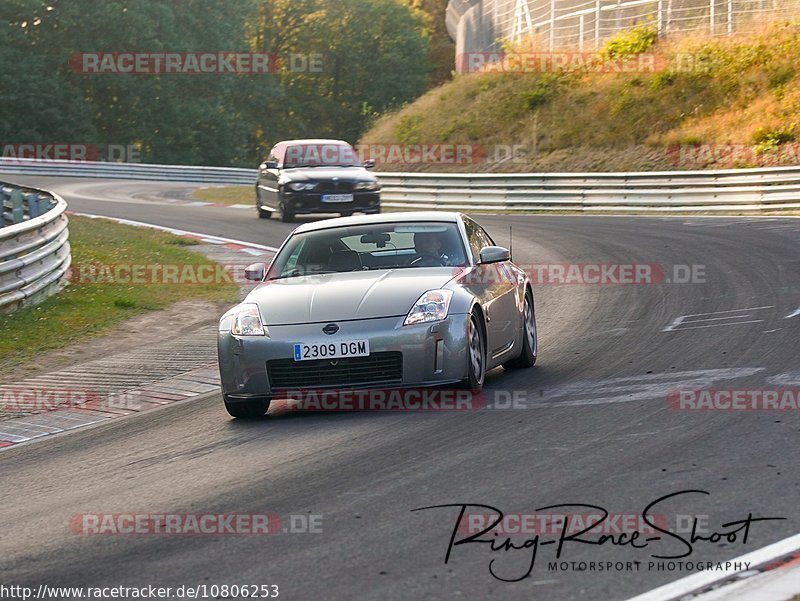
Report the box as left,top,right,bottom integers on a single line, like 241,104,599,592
250,0,430,144
403,0,455,87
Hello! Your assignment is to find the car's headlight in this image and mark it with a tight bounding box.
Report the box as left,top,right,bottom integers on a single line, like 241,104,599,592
404,289,454,326
288,182,318,191
354,181,381,191
231,303,267,336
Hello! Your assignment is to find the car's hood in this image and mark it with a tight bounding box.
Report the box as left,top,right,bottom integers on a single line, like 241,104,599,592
247,268,455,325
281,166,375,182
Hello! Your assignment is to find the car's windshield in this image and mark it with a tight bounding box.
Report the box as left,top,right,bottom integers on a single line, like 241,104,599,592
267,222,468,280
283,143,362,169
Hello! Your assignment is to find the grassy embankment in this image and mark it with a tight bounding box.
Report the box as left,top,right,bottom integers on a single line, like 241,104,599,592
0,216,239,369
362,19,800,172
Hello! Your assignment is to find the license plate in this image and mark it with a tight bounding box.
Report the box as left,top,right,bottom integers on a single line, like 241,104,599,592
321,194,354,203
293,340,369,361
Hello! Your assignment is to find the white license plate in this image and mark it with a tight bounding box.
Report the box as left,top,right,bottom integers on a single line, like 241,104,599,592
321,194,354,203
293,340,369,361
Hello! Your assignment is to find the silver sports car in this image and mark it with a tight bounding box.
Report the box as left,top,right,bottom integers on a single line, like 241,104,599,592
217,212,537,418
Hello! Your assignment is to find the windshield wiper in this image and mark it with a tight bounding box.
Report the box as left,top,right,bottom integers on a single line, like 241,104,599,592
268,270,336,281
288,164,359,169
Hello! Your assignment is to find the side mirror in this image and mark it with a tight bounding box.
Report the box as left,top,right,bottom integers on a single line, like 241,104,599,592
261,160,278,170
363,159,376,169
244,263,267,282
479,246,510,264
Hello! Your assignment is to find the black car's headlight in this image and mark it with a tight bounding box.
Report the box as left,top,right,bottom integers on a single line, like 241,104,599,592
231,303,267,336
288,182,318,191
353,181,381,191
404,290,453,325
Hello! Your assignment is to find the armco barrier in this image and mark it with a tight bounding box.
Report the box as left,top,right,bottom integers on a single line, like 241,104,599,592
0,182,71,313
2,157,800,212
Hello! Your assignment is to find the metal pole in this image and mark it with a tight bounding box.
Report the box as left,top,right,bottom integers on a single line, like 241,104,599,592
710,0,715,34
595,0,601,49
657,0,664,35
666,0,672,36
727,0,733,34
579,14,585,50
549,0,556,51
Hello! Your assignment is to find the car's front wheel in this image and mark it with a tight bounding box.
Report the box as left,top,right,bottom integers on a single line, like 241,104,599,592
459,311,486,391
278,200,295,223
223,396,271,419
503,291,537,370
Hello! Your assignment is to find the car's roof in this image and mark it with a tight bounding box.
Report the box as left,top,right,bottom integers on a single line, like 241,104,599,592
292,212,463,234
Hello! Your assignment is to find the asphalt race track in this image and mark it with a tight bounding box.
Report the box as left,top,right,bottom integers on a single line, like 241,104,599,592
1,175,799,600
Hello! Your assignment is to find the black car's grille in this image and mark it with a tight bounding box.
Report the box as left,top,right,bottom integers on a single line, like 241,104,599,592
317,181,354,194
268,352,403,390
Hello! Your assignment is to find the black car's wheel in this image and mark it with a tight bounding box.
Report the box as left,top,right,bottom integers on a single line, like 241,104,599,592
503,291,537,370
224,396,271,419
459,311,486,391
278,200,295,223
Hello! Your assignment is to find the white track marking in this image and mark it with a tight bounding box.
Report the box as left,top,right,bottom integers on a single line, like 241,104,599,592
625,532,800,601
663,307,773,332
70,212,279,252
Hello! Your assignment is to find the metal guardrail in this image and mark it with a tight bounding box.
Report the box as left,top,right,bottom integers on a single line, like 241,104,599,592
375,170,800,211
2,157,800,212
0,182,71,313
0,158,255,185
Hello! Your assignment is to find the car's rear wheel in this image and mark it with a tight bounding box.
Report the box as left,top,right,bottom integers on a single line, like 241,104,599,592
503,291,537,369
223,396,271,419
459,311,486,391
256,203,272,219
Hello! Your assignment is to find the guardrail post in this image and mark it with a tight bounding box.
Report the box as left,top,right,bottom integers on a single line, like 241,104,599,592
0,187,7,226
24,192,41,218
37,193,52,215
10,190,24,224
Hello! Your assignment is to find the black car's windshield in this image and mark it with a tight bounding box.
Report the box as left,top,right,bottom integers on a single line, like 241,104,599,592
267,222,469,280
283,143,362,169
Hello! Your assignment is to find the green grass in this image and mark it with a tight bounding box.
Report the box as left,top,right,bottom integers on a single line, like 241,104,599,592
0,215,239,369
193,186,253,206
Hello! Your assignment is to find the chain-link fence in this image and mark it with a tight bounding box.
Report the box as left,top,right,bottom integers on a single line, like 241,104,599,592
447,0,800,60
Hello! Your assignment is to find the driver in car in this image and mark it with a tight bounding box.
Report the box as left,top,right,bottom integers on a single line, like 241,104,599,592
412,231,449,266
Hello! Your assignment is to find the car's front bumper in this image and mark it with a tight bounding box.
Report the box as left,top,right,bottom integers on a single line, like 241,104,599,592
218,314,469,400
282,190,380,215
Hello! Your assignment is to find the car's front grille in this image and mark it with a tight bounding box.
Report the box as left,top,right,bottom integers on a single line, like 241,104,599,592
317,181,354,194
268,352,403,390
